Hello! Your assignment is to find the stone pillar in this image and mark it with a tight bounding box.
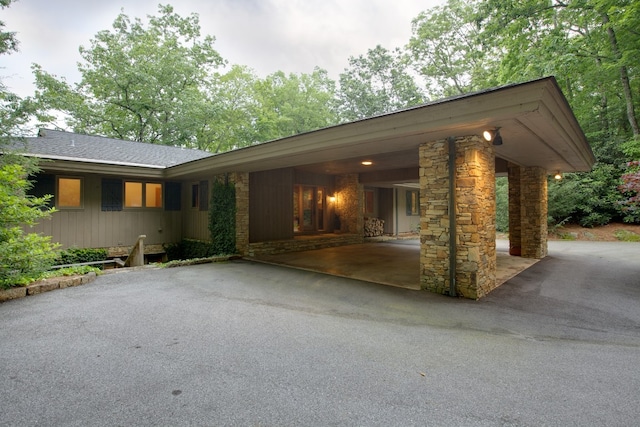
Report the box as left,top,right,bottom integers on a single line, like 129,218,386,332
334,174,363,235
507,162,522,256
520,167,548,258
419,136,496,299
233,172,250,255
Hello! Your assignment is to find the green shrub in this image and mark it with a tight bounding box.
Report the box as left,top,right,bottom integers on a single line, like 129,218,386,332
0,160,59,289
209,178,236,255
614,229,640,242
495,177,509,232
164,239,215,261
56,247,108,265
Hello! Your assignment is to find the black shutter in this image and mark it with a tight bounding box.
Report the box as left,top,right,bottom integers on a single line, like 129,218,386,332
29,173,56,207
199,180,209,211
164,181,181,211
101,178,123,211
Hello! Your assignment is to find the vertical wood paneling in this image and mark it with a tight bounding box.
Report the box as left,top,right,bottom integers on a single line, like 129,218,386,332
249,169,294,242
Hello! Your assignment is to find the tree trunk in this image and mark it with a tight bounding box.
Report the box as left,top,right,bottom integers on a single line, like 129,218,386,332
602,12,640,137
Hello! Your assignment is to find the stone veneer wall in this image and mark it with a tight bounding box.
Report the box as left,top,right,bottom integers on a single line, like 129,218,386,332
507,162,522,256
419,136,497,299
520,166,548,258
334,173,363,235
233,172,250,255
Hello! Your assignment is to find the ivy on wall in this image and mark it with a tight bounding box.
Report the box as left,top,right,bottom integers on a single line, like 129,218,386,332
209,177,236,255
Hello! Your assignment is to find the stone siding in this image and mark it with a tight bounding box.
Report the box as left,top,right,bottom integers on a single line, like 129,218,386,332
233,172,250,255
419,136,497,299
507,162,522,256
520,167,548,258
334,174,363,235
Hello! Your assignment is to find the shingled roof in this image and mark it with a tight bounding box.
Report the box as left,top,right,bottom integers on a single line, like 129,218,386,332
14,129,213,168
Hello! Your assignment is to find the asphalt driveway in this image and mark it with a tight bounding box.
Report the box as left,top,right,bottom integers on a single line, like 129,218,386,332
1,241,639,426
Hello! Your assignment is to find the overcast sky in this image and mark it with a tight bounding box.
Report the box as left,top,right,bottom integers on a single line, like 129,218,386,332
2,0,444,98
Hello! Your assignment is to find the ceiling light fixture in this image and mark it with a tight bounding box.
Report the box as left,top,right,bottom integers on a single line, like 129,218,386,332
483,128,503,146
361,161,373,166
554,172,563,180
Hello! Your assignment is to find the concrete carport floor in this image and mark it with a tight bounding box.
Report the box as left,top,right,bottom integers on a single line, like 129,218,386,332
250,238,538,291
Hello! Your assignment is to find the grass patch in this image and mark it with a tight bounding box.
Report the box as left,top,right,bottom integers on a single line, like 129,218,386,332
614,229,640,242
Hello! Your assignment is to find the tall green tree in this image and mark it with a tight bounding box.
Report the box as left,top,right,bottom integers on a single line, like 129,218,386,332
337,45,425,121
33,4,225,148
199,65,261,152
408,0,499,98
252,68,338,142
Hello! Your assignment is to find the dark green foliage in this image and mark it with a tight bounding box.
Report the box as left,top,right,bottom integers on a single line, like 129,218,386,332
55,248,108,265
548,165,624,227
495,177,509,232
164,239,215,261
209,178,236,255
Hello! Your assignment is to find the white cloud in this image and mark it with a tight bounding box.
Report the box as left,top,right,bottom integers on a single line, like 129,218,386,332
1,0,444,97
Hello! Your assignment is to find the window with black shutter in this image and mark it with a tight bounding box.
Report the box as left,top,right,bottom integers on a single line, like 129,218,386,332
199,180,208,211
29,173,55,207
101,178,123,211
164,181,181,211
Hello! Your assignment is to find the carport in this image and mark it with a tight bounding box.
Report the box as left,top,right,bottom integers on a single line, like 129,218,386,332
250,239,540,290
171,76,594,299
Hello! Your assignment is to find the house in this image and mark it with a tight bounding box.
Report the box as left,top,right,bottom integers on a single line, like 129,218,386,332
12,77,595,299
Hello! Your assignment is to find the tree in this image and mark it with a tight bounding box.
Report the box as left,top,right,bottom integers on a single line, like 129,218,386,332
408,0,499,98
199,65,261,152
1,0,58,288
337,45,425,121
252,68,338,142
33,4,225,148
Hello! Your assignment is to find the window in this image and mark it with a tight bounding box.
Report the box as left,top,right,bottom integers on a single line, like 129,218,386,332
102,179,177,212
124,181,162,208
57,177,82,208
406,190,419,216
293,185,326,232
146,183,162,208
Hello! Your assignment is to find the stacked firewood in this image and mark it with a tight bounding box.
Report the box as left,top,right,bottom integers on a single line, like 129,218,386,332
364,217,385,237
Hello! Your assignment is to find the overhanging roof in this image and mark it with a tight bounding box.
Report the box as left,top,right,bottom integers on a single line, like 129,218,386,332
7,77,594,181
167,76,595,180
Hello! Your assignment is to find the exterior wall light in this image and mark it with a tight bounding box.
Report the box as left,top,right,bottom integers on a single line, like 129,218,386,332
554,172,563,180
483,128,503,146
329,195,336,203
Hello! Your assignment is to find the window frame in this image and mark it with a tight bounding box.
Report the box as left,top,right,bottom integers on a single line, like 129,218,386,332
406,190,419,216
123,180,163,209
56,176,84,209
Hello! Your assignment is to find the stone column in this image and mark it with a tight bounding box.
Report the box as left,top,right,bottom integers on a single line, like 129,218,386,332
520,167,548,258
233,172,250,255
507,162,522,256
419,136,496,299
334,174,363,235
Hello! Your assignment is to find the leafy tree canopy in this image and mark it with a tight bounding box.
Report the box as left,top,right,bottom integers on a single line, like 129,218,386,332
33,4,225,148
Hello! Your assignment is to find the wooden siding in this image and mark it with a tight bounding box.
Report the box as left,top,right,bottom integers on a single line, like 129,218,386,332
29,174,183,249
181,181,210,241
249,168,294,243
378,188,394,234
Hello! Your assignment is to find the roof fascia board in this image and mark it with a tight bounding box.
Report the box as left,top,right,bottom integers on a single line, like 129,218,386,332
167,80,553,179
35,158,166,179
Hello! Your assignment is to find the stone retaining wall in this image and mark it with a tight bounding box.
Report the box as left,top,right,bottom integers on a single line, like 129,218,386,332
0,272,97,303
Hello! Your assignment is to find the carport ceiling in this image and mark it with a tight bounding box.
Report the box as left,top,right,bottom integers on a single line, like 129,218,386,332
168,77,595,180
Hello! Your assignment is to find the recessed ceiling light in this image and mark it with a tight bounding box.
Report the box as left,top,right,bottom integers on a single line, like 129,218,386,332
361,161,373,166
